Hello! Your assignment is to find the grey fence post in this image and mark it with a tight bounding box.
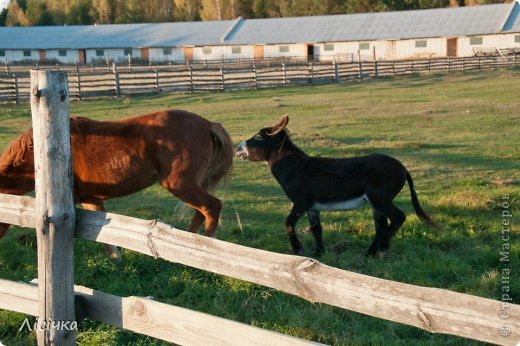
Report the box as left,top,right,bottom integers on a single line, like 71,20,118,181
112,62,121,98
30,70,76,346
220,67,225,91
75,64,82,100
282,63,287,87
12,74,19,105
188,65,193,93
154,70,160,94
253,64,258,89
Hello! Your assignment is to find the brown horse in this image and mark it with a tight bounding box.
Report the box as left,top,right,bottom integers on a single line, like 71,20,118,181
0,109,233,260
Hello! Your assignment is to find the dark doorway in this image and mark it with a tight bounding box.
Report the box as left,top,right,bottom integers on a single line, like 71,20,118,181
307,44,314,62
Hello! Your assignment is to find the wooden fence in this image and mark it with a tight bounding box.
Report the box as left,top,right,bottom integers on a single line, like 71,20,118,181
1,54,519,103
0,71,519,345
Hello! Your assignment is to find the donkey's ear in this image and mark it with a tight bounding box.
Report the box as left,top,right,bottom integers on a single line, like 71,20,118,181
269,115,289,136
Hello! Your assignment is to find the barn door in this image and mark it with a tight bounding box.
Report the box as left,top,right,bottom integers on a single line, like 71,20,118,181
78,49,86,64
140,48,150,62
254,45,264,61
184,47,193,62
39,50,46,61
447,38,457,57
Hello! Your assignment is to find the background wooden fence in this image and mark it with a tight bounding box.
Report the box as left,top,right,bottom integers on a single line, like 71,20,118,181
1,54,518,103
0,71,519,345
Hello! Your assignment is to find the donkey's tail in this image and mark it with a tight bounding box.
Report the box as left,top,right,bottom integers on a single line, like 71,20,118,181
204,122,233,192
406,171,439,229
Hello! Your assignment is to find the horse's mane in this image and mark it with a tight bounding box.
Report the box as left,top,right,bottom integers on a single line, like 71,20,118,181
0,130,34,170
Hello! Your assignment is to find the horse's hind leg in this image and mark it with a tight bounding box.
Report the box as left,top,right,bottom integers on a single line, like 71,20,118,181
366,194,406,256
162,179,222,237
187,210,205,234
81,202,122,261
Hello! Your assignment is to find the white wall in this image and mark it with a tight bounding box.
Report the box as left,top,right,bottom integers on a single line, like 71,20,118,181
45,49,79,63
459,33,520,56
263,44,306,58
192,45,254,61
149,47,184,62
394,38,446,59
85,48,140,63
0,49,37,62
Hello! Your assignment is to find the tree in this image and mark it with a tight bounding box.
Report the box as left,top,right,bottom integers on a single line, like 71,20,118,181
0,8,7,25
174,0,201,21
89,0,116,23
5,1,30,25
66,0,92,24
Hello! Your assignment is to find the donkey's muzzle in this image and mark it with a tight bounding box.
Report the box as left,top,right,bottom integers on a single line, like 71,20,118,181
235,141,249,160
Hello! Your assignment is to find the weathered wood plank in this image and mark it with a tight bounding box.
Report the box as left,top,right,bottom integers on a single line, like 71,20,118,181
30,70,76,346
0,279,319,346
74,209,520,346
0,196,519,345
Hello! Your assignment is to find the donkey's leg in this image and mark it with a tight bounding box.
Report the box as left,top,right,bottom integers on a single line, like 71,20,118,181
307,211,324,256
187,210,205,234
369,199,406,254
81,202,122,261
162,178,222,238
366,209,389,257
286,204,307,255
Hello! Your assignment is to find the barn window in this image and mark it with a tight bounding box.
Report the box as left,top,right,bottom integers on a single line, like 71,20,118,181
231,46,241,54
415,40,427,48
279,45,290,53
470,37,483,45
58,50,67,57
96,49,104,57
163,47,172,55
202,47,212,55
0,50,4,57
23,50,31,57
124,49,132,56
359,42,370,50
324,44,334,52
515,35,520,43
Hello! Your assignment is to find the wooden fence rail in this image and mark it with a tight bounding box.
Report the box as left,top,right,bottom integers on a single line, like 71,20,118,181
1,55,518,103
0,279,317,346
0,193,518,346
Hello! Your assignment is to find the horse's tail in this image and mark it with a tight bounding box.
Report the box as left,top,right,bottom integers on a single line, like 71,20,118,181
406,171,439,229
204,122,233,192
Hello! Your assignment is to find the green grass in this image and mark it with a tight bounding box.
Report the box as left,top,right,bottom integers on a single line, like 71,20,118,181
1,70,519,345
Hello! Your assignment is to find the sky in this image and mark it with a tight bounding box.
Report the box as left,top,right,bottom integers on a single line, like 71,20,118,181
0,0,8,10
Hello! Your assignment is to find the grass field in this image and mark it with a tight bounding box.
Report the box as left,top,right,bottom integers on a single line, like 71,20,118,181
0,69,519,345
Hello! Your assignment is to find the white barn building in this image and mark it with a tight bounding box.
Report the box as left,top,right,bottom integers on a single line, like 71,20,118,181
0,1,519,64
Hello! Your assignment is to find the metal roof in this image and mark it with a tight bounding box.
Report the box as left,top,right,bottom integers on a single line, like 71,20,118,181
226,3,519,44
0,2,519,50
0,21,234,49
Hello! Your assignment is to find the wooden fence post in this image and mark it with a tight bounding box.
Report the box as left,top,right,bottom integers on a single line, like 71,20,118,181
252,64,258,89
12,74,19,105
112,63,121,98
30,70,76,346
220,67,225,91
310,62,314,84
75,64,82,100
374,60,378,79
357,51,363,82
154,70,160,94
188,65,193,93
4,58,10,75
282,63,287,87
333,60,339,83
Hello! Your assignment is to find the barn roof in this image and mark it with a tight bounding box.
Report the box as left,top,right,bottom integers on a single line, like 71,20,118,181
0,20,234,49
0,2,519,50
225,2,519,44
